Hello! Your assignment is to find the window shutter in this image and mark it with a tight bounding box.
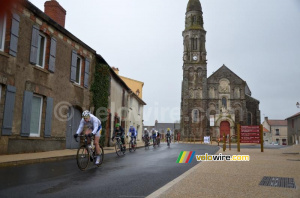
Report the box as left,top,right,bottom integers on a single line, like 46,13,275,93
21,91,33,137
44,97,53,137
29,25,39,64
9,13,20,57
70,50,77,82
48,37,57,72
84,58,90,88
2,85,16,135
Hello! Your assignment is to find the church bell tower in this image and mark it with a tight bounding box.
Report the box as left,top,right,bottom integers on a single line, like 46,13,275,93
180,0,208,139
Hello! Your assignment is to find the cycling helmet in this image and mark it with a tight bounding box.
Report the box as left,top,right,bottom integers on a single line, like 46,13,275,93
115,123,120,127
82,110,90,118
144,128,147,130
167,128,170,131
130,125,133,128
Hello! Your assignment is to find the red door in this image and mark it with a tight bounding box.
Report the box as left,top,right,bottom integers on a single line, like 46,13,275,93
220,121,230,141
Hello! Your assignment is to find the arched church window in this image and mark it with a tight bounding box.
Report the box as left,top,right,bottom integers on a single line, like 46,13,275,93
247,112,252,125
192,38,197,50
193,15,197,24
192,109,199,123
222,97,227,108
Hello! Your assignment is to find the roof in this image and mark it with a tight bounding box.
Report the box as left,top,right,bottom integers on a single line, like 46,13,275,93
105,61,146,105
286,112,300,120
119,76,144,86
267,120,287,126
186,0,202,12
208,64,245,83
263,127,270,132
155,123,180,130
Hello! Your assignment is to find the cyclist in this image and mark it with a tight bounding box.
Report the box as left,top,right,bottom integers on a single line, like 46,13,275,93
112,123,126,150
156,130,161,145
73,110,102,165
151,128,157,146
127,125,137,144
143,128,150,145
166,128,172,144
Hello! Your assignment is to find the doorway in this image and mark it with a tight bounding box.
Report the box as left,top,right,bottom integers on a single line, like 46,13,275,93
220,121,230,140
66,107,81,149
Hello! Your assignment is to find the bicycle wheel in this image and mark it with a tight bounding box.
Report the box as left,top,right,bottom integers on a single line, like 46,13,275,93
115,142,123,156
129,142,133,152
96,146,104,167
133,142,136,151
76,145,90,171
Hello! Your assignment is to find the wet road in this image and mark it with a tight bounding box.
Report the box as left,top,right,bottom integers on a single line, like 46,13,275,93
0,143,219,198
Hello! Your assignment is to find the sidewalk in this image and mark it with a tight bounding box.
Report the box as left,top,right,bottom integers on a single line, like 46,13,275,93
0,141,146,168
148,144,300,198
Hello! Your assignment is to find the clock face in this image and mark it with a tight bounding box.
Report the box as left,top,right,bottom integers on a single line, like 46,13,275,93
193,55,198,61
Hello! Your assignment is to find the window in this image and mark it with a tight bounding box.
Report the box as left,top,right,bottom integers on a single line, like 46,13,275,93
192,38,197,50
30,95,43,137
247,112,252,125
222,97,227,108
36,33,47,68
0,15,6,51
276,129,279,136
192,109,199,123
75,56,82,84
210,115,215,126
264,133,266,136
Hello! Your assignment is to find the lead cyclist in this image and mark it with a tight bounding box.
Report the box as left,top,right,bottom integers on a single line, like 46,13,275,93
74,110,102,164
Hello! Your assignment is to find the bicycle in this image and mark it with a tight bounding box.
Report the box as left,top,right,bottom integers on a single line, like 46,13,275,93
153,137,157,148
166,136,171,147
113,136,126,156
143,136,150,149
156,137,160,147
128,137,137,152
75,134,104,171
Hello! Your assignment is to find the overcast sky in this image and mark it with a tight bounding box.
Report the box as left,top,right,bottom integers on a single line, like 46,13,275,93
29,0,300,125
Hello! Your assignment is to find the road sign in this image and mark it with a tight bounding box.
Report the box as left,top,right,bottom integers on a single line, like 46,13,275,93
240,125,261,144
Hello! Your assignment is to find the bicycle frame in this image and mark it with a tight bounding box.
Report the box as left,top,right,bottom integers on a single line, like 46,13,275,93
75,134,104,170
114,136,125,156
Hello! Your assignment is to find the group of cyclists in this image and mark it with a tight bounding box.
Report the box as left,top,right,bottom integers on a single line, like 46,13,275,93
74,110,173,165
142,127,172,147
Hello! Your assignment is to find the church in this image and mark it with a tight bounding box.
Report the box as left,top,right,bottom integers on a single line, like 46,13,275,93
180,0,261,140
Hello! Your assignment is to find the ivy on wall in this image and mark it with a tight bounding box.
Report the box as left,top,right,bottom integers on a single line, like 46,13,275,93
91,63,110,147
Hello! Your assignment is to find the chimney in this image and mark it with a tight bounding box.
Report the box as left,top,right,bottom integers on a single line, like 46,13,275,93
44,0,66,27
264,117,268,122
112,67,119,75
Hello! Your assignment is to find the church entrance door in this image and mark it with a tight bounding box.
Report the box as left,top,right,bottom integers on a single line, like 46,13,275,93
220,121,230,141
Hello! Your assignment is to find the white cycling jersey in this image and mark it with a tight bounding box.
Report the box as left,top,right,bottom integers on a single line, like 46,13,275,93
76,114,102,136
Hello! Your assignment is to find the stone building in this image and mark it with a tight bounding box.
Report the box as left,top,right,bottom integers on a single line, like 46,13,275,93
0,0,101,154
286,112,300,145
180,0,260,140
0,0,147,154
262,117,287,145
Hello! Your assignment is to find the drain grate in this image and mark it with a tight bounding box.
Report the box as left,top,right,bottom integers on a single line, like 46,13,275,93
259,176,296,189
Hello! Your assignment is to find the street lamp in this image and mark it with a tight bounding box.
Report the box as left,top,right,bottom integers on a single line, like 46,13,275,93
297,102,300,108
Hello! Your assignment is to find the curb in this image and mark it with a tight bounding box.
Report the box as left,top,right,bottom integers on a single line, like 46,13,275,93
0,143,148,168
0,155,76,168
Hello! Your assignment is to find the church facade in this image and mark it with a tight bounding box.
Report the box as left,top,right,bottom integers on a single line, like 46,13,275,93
180,0,260,140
